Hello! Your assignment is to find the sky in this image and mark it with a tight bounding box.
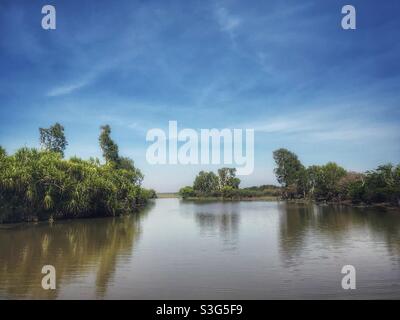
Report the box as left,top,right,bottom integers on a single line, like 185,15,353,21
0,0,399,192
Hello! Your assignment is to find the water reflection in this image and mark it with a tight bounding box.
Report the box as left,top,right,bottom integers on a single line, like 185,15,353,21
1,199,399,299
183,201,240,247
278,202,400,265
0,206,150,299
195,211,239,242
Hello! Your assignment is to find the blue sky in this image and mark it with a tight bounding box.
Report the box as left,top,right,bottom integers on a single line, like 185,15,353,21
0,0,399,191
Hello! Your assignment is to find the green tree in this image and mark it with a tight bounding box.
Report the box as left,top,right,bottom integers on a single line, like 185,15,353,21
218,167,240,189
147,189,157,199
99,125,119,164
179,186,195,198
273,148,304,187
337,172,364,201
296,167,309,198
0,146,6,158
364,164,400,204
273,148,305,199
317,162,347,200
118,156,144,185
0,128,152,223
306,165,322,197
193,171,219,193
39,123,68,157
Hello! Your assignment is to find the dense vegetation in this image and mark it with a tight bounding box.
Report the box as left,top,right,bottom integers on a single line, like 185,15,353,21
179,168,280,199
0,123,155,223
272,148,400,206
179,149,400,207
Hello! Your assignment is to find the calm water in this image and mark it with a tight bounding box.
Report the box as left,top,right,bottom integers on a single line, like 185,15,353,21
0,199,399,299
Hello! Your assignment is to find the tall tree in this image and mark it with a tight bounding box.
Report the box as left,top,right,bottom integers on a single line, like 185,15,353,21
296,167,309,198
39,123,68,157
317,162,346,199
306,165,322,197
273,148,304,187
193,171,219,193
99,125,119,164
218,167,240,189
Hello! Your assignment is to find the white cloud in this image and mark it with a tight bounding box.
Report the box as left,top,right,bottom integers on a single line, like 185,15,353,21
46,59,118,97
47,79,90,97
245,107,400,143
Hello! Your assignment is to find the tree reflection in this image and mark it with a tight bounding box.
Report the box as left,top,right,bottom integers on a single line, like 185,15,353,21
278,202,400,265
0,206,150,299
188,201,240,246
195,212,239,240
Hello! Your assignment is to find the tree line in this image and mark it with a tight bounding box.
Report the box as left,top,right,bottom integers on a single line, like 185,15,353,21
179,167,280,199
273,148,400,206
178,148,400,206
0,123,155,223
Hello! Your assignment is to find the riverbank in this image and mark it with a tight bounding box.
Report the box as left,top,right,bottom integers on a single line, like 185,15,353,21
181,195,278,201
160,189,279,201
0,201,154,225
173,194,400,211
283,198,400,211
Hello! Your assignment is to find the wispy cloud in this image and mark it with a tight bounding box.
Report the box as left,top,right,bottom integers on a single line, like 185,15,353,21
246,107,400,143
45,58,119,97
47,79,91,97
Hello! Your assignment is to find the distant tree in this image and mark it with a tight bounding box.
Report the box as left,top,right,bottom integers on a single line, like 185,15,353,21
221,186,238,198
273,148,304,187
244,185,280,191
364,164,400,205
274,148,400,204
317,162,347,200
338,172,364,201
179,186,195,198
99,125,119,164
218,167,240,189
193,171,219,193
296,167,309,198
39,123,68,157
146,189,157,199
306,165,322,197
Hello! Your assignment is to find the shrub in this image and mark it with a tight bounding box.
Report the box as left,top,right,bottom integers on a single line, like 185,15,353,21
179,186,195,198
0,148,150,223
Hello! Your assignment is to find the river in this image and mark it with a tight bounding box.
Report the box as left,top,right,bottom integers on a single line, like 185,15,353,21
0,198,399,299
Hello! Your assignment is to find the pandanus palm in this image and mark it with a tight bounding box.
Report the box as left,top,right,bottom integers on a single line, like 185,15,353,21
0,146,151,223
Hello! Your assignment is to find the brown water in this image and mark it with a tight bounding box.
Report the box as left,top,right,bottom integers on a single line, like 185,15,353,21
0,199,399,299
